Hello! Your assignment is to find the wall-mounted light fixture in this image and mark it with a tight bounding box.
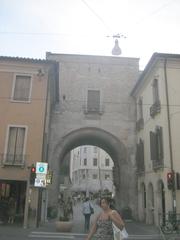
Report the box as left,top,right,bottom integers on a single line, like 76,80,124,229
37,69,45,78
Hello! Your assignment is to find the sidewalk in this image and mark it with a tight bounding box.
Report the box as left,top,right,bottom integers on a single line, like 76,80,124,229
0,202,161,238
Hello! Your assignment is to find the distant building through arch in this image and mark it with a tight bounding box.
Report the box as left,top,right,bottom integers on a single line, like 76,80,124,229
70,145,114,196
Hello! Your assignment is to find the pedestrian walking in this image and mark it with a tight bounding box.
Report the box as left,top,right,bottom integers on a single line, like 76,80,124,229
7,196,16,224
66,197,73,219
82,197,94,232
85,197,125,240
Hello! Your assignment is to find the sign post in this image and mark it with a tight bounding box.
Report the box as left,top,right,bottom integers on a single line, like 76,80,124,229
35,162,48,227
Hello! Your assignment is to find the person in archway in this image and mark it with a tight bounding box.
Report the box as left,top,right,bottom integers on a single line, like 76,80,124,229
66,197,73,219
82,197,94,232
7,196,16,224
85,197,125,240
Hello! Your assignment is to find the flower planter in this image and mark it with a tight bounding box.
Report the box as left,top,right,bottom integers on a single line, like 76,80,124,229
55,221,73,232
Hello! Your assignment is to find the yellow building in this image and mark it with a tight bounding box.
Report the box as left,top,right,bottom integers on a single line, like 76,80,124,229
0,56,58,227
131,53,180,226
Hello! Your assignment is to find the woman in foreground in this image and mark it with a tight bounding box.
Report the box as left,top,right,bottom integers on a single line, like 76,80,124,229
85,197,125,240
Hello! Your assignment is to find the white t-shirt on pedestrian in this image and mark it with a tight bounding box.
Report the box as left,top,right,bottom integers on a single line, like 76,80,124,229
82,201,93,214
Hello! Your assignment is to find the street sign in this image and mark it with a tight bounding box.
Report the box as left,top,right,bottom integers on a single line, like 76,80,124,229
36,162,48,174
46,170,53,185
36,173,46,179
34,178,46,187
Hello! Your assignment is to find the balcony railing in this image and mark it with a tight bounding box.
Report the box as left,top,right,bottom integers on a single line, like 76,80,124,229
136,163,145,175
0,153,27,167
136,118,144,131
152,159,164,170
150,100,161,118
83,104,104,115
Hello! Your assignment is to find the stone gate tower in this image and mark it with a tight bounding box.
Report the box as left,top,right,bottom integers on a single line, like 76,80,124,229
46,53,139,217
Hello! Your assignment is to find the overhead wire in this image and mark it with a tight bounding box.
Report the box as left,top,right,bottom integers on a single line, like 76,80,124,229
0,0,176,38
81,0,112,33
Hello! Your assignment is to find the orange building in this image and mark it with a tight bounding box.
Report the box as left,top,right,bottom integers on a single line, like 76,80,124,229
0,56,58,227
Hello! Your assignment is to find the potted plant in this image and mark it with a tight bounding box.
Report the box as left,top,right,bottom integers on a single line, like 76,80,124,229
55,201,73,232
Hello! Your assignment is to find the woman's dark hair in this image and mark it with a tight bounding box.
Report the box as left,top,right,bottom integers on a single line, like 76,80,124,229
100,197,116,209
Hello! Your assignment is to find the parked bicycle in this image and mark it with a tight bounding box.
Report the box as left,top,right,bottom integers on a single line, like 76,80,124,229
160,212,180,234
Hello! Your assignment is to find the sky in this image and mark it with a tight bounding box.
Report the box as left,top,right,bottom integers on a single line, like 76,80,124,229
0,0,180,69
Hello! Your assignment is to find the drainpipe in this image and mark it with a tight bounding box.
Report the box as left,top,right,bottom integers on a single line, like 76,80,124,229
164,58,176,213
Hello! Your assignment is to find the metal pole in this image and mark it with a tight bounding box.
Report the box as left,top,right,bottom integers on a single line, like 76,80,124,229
36,187,43,228
23,174,30,228
98,149,102,196
164,59,176,213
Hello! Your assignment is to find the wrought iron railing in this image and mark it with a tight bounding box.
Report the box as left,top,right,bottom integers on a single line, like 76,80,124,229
136,118,144,131
159,212,180,234
136,167,145,175
152,159,164,170
83,104,104,115
150,100,161,118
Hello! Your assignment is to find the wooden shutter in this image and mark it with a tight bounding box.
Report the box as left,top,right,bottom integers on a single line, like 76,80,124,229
139,139,145,170
87,90,100,112
150,131,157,161
156,126,164,161
7,127,25,164
14,75,31,101
136,143,140,170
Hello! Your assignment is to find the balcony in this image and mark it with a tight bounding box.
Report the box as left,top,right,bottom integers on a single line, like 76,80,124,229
83,104,104,115
136,118,144,131
136,168,145,176
150,100,161,118
0,154,27,167
152,159,164,170
136,162,145,175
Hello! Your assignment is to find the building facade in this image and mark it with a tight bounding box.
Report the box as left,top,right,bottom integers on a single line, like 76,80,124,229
131,53,180,225
0,56,58,226
46,53,140,216
70,145,114,195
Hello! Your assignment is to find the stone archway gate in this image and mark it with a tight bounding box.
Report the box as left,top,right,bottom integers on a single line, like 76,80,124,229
46,53,139,218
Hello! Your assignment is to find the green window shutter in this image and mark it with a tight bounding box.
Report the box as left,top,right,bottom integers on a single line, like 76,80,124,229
157,126,164,161
150,131,157,161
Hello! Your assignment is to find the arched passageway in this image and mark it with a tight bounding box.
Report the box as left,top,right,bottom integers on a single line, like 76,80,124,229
157,180,166,225
139,182,146,222
147,183,154,224
48,127,137,216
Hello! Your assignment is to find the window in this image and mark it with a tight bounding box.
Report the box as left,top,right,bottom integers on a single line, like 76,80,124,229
138,98,143,120
105,158,110,166
82,174,86,179
93,158,97,166
136,139,145,173
93,174,97,179
87,90,100,112
13,75,31,101
84,158,87,166
150,79,161,118
136,98,144,131
150,126,164,169
94,146,98,153
84,147,87,153
5,127,26,165
105,174,110,180
152,79,159,104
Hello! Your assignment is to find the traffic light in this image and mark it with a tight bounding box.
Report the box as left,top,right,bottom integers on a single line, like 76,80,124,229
167,172,175,190
30,165,36,185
